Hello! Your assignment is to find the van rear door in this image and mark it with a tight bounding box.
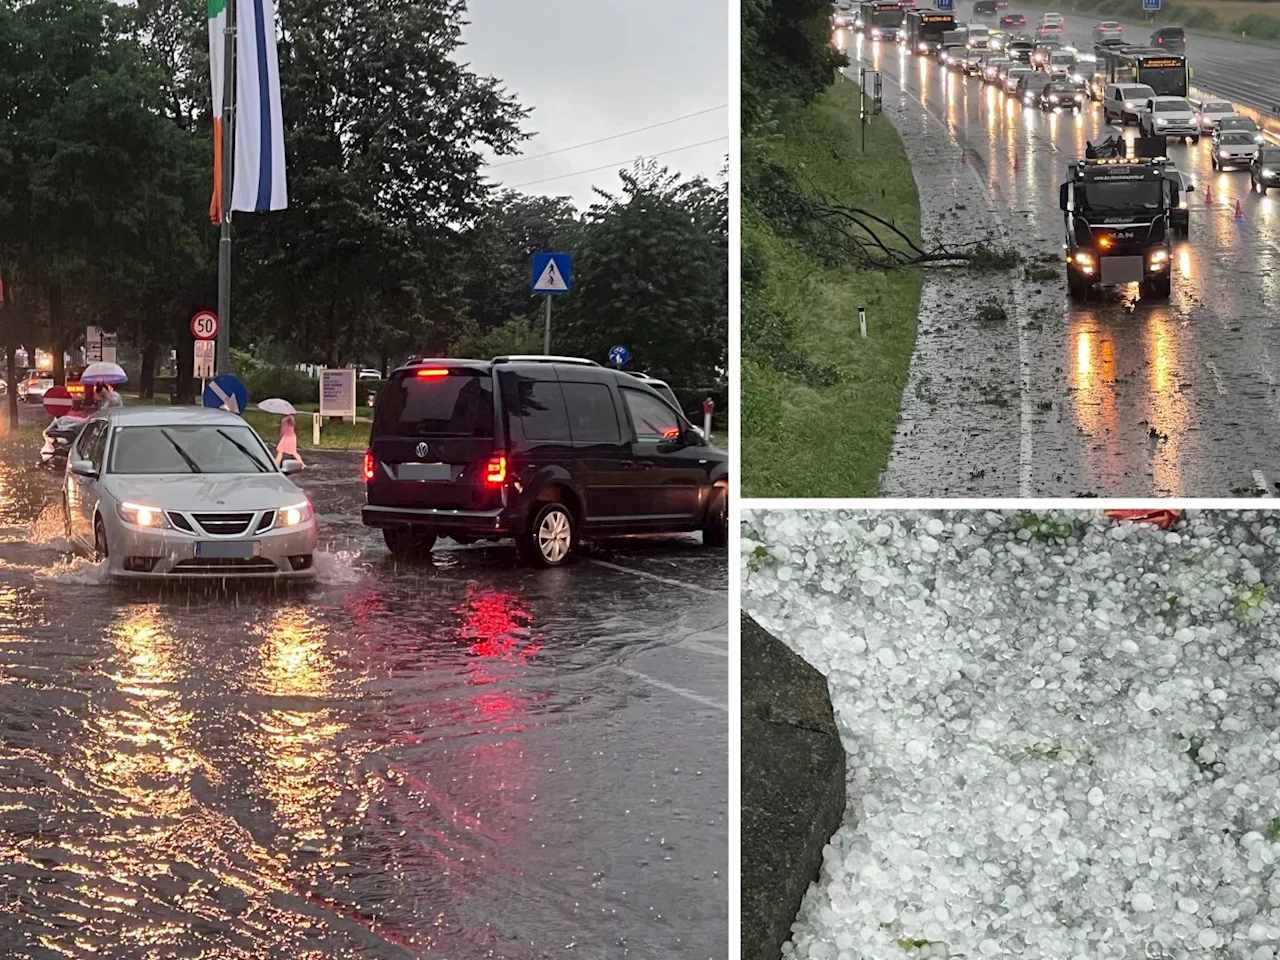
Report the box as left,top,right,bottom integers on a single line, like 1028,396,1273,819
366,366,501,511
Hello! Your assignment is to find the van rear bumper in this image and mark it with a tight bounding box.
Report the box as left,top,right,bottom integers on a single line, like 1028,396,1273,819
361,504,511,535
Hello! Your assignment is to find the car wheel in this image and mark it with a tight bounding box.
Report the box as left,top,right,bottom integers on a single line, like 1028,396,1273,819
94,516,109,563
1211,157,1219,171
702,486,728,548
1068,273,1089,303
63,495,72,543
1145,275,1172,300
382,526,437,560
1191,135,1200,144
517,501,575,567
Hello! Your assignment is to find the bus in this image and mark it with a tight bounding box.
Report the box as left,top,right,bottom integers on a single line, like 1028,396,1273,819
858,0,906,41
1091,46,1189,99
905,8,956,54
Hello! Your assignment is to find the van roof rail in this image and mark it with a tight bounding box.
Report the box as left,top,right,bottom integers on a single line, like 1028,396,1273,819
491,355,601,366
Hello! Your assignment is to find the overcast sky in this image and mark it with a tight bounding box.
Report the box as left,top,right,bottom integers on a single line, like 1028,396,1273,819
458,0,728,211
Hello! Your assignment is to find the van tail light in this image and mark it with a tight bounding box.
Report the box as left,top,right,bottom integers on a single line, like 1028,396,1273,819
363,449,375,481
485,455,507,485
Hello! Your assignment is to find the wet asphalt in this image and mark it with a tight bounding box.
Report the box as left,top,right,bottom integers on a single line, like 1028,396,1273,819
0,436,728,959
844,9,1280,497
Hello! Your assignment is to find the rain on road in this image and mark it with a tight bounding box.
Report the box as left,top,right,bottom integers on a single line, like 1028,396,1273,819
0,440,728,959
844,6,1280,496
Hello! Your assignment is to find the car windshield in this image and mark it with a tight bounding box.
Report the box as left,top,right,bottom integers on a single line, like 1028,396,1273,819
1080,181,1163,212
1222,118,1258,131
375,369,495,438
1122,87,1154,100
1155,99,1190,112
1204,102,1232,113
1220,133,1257,146
109,424,275,475
1050,82,1077,93
1259,149,1280,164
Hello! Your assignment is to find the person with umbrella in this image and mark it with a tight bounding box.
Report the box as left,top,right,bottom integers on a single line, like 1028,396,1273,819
79,362,128,409
258,398,304,468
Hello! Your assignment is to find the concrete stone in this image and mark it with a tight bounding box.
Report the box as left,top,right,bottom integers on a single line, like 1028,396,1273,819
741,613,847,960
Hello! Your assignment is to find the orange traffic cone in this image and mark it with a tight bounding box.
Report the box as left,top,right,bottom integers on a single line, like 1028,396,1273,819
1234,197,1244,220
1205,181,1215,205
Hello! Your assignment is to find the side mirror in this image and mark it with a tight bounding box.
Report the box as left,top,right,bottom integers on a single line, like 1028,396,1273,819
70,459,97,479
684,427,707,446
1059,183,1069,211
1186,182,1197,192
280,458,304,476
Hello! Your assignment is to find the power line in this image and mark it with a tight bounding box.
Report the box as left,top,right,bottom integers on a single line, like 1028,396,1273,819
488,104,729,169
501,136,728,190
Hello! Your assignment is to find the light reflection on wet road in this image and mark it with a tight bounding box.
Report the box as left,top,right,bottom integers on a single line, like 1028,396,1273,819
845,13,1280,496
0,445,727,958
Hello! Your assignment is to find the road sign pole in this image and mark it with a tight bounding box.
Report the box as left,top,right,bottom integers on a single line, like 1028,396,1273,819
543,294,552,355
215,0,235,377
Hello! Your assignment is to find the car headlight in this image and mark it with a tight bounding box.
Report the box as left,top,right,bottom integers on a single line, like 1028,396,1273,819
1264,168,1275,178
1050,95,1059,102
118,502,170,529
276,501,314,527
1155,118,1167,125
1256,133,1266,143
1124,101,1134,110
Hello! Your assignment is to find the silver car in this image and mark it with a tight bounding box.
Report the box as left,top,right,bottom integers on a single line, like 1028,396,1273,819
1213,131,1261,171
64,406,318,579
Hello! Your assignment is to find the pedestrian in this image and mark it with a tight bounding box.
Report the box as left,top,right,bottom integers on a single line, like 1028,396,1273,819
275,413,304,468
98,383,124,408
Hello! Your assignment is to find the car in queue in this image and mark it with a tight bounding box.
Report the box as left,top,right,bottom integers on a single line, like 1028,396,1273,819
1032,78,1087,111
1000,13,1025,29
1045,50,1077,77
1004,65,1034,94
361,356,729,567
1160,164,1196,237
1093,21,1122,42
1190,99,1235,133
1005,38,1034,64
987,29,1008,51
1138,97,1201,143
18,368,53,403
963,50,987,75
1031,40,1062,68
1215,115,1265,145
1102,82,1157,125
64,406,317,579
973,0,997,16
1037,21,1064,40
942,44,969,69
1251,147,1280,195
983,56,1011,83
1213,131,1261,171
1151,25,1186,53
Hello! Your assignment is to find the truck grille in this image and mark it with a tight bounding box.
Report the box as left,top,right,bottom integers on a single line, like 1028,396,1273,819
193,513,255,536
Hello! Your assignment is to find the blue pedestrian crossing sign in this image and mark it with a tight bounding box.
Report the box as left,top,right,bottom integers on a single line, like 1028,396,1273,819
609,344,630,368
1143,0,1160,9
203,374,249,415
531,253,572,294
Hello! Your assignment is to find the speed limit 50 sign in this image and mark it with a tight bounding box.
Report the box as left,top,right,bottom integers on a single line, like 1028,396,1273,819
190,310,219,340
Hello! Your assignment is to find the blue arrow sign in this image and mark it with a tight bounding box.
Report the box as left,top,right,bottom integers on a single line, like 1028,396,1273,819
531,253,572,295
608,344,630,368
203,374,249,415
1143,0,1160,9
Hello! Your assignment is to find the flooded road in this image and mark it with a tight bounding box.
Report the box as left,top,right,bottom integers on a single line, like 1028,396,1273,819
0,442,728,958
844,15,1280,496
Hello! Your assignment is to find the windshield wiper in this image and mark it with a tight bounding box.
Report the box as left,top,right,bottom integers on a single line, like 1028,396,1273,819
216,429,269,472
160,429,203,473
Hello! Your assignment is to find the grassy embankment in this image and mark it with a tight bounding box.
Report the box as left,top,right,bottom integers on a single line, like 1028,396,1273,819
1013,0,1280,46
742,77,923,498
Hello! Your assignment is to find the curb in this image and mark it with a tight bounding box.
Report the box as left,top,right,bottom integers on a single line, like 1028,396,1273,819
741,614,847,960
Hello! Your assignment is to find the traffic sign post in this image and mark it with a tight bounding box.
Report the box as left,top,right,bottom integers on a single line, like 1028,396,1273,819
194,340,215,383
190,311,218,341
531,253,573,355
1143,0,1161,10
937,0,952,10
608,344,630,368
202,374,248,415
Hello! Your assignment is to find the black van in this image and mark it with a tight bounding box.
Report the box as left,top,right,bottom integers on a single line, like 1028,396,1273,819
1150,26,1186,52
361,356,729,566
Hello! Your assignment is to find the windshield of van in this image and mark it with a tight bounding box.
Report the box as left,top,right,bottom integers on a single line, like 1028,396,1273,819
374,371,495,438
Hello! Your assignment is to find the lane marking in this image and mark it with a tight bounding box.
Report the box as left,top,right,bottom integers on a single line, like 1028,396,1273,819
1206,361,1227,396
614,667,728,713
588,559,723,597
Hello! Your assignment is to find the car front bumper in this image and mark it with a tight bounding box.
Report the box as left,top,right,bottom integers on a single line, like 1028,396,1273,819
107,520,318,579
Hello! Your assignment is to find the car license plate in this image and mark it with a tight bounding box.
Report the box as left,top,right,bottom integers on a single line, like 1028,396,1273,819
398,462,455,481
195,540,259,559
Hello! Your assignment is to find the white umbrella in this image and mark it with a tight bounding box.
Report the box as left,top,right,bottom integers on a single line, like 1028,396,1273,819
257,398,296,415
79,361,128,385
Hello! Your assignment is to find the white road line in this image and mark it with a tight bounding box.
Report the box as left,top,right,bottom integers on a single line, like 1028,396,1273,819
588,559,723,596
1206,361,1228,396
1254,470,1272,496
614,667,727,713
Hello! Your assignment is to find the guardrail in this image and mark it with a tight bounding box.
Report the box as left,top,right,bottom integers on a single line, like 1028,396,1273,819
1192,84,1280,144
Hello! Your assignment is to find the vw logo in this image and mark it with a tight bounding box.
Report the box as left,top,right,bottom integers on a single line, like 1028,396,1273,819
415,442,429,458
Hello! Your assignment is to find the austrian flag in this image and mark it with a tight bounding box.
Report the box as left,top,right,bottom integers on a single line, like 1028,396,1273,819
207,0,288,222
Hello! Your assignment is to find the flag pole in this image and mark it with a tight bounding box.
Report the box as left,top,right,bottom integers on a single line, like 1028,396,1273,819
216,0,235,376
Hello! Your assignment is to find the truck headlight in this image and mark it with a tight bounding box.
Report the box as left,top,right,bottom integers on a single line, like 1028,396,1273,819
118,502,170,529
1149,249,1169,268
276,501,314,528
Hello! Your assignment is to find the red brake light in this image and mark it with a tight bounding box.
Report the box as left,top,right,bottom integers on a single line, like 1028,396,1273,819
416,368,449,378
485,455,507,485
362,450,375,481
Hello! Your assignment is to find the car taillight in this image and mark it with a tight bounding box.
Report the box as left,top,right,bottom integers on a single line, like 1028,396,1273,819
416,368,449,378
363,449,375,481
485,455,507,485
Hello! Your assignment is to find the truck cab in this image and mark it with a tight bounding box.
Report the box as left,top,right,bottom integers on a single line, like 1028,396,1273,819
1059,157,1179,301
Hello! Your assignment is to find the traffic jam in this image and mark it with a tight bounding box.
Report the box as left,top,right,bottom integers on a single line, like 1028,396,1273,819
836,0,1280,496
0,324,729,955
